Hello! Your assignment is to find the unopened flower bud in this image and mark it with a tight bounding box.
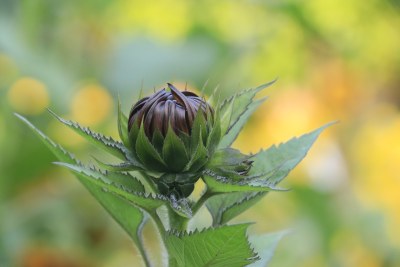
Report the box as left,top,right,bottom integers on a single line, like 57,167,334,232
127,83,217,198
128,83,213,138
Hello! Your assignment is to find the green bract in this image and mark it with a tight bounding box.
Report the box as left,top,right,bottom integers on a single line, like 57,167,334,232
16,80,332,267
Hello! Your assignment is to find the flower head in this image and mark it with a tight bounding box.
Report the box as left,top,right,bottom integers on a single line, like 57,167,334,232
128,83,213,138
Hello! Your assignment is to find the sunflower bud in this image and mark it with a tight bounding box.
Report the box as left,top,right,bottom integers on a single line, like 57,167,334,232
127,83,219,198
128,83,213,140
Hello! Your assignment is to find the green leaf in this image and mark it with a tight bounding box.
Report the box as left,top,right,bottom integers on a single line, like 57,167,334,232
206,148,253,179
59,162,192,218
206,192,264,226
135,124,167,172
166,224,258,267
15,113,78,165
118,97,130,148
247,230,289,267
208,148,251,168
56,162,167,211
219,98,266,148
162,126,189,172
208,123,333,227
206,167,242,181
207,85,221,107
15,113,148,250
203,174,285,194
250,122,335,185
219,94,236,136
48,109,129,160
219,80,275,136
92,185,148,248
83,164,145,192
82,182,147,248
93,158,144,172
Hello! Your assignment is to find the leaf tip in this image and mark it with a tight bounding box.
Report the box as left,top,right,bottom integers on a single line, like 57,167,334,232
46,108,61,120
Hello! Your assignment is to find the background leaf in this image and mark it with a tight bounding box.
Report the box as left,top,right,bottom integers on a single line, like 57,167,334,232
247,230,289,267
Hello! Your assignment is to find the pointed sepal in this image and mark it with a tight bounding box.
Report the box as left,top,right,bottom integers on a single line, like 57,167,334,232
117,96,130,148
162,125,189,172
135,123,167,172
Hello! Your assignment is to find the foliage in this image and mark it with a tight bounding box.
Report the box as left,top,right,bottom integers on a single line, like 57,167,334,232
16,82,330,266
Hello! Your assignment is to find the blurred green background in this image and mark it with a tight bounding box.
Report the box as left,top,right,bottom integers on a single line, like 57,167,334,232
1,0,400,266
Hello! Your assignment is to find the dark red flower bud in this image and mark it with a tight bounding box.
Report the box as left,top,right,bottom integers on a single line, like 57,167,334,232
128,83,213,138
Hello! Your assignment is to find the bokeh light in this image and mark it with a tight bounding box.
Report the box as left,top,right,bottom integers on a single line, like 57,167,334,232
70,83,113,126
7,77,49,115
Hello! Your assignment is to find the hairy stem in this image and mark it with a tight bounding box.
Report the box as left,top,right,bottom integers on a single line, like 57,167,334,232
136,236,152,267
149,211,166,241
148,210,170,267
173,190,219,231
167,206,188,232
192,190,218,215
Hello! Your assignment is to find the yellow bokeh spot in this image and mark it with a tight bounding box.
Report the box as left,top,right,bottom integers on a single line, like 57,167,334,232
71,83,113,126
209,1,266,42
109,0,189,41
7,77,49,115
234,88,326,154
351,104,400,246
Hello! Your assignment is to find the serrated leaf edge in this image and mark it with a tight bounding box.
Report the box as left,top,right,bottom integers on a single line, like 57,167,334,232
48,109,130,160
203,170,286,192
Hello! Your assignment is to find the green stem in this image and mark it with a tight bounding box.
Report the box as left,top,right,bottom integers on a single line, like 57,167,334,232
145,211,169,267
192,190,218,215
170,190,219,232
167,206,187,232
149,211,166,241
130,216,152,267
136,236,152,267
